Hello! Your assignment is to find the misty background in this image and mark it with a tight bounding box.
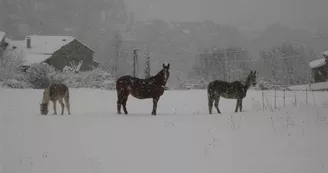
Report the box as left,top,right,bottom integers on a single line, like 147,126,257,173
1,0,328,88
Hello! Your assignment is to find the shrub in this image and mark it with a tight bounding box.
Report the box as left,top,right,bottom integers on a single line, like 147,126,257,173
55,68,116,90
25,63,56,89
0,52,25,81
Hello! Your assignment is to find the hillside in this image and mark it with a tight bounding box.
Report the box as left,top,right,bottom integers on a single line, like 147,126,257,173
1,0,328,82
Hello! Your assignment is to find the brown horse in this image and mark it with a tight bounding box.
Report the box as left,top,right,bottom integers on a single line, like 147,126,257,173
207,71,257,114
116,63,170,115
40,83,71,115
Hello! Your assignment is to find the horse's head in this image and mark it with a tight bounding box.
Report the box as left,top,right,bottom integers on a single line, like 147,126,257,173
248,70,257,86
40,103,49,115
162,63,170,83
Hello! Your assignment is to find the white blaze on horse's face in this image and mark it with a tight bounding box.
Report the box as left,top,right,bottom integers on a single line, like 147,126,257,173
164,69,168,81
162,63,170,83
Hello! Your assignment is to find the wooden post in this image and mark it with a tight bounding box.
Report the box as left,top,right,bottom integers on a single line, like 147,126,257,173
274,89,277,109
312,91,316,106
283,89,286,107
305,88,308,105
262,90,265,110
294,93,297,106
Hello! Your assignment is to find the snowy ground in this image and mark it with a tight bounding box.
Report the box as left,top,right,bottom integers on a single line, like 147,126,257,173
1,88,328,173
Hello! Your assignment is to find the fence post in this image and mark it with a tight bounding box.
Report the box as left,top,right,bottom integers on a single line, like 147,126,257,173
283,89,286,107
262,89,265,110
305,88,308,105
274,89,277,109
312,91,316,106
294,93,297,107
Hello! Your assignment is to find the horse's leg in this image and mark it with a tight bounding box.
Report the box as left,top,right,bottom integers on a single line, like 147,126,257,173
151,97,159,115
116,89,122,114
122,95,129,115
239,98,243,112
214,96,221,114
52,100,57,115
59,99,65,115
208,95,214,114
64,93,71,115
235,98,240,113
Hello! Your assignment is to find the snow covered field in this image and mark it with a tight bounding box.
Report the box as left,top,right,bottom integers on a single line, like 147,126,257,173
1,88,328,173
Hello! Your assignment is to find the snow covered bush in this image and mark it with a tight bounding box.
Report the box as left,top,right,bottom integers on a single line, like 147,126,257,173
1,56,116,89
254,79,290,91
0,52,25,81
25,63,56,89
55,68,116,90
0,51,31,88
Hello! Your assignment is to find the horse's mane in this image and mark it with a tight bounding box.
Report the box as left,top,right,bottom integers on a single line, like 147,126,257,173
147,69,165,81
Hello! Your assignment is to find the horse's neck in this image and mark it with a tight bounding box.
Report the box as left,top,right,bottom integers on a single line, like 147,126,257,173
151,72,166,86
243,76,251,90
41,87,50,104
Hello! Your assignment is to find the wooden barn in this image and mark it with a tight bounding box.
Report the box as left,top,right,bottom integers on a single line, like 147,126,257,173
8,35,96,71
309,50,328,83
0,31,9,59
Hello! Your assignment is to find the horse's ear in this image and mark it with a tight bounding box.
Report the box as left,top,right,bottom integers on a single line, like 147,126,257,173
167,63,170,69
254,71,257,74
250,70,253,74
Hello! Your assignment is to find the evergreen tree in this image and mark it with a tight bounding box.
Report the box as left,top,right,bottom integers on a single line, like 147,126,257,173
144,53,151,79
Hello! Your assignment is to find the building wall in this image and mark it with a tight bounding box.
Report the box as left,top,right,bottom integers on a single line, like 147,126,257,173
312,64,328,83
0,36,9,65
46,39,94,71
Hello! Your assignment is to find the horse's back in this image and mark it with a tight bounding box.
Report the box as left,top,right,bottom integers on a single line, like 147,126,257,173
116,75,133,89
49,83,69,100
117,75,132,81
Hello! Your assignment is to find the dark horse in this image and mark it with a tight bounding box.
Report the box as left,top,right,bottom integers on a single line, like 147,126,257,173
207,70,257,114
116,63,170,115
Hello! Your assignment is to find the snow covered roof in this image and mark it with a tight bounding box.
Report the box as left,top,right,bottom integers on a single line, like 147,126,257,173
5,35,94,66
23,53,51,65
309,49,328,68
23,35,75,54
309,58,326,69
322,50,328,59
5,36,73,65
0,31,6,41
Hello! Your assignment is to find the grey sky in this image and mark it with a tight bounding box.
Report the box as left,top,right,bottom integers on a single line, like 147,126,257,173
125,0,328,31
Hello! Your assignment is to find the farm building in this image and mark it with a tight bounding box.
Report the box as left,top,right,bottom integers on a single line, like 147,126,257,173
0,31,9,61
309,50,328,83
0,31,7,47
7,35,96,71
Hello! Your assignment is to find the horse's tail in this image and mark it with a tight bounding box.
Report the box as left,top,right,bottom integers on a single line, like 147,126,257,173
64,86,70,100
207,81,214,97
